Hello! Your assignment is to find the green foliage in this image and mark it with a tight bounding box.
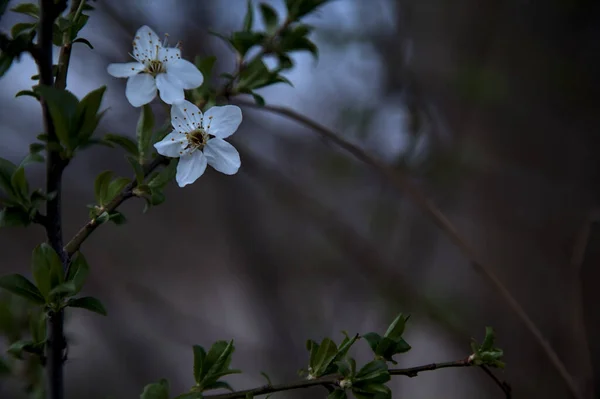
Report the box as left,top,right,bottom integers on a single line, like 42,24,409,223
306,332,359,378
0,155,46,228
191,340,241,392
31,243,64,302
138,158,178,213
66,296,107,316
259,3,279,34
0,274,44,305
140,378,170,399
91,170,130,223
102,134,139,157
136,104,155,162
65,252,90,295
32,85,106,154
469,327,505,368
285,0,330,19
362,313,412,365
10,3,39,19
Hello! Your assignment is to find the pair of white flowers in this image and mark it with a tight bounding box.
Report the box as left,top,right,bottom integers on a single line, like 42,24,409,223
107,25,242,187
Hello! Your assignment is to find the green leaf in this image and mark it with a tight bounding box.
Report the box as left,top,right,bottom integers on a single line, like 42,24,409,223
251,92,265,106
127,155,145,184
147,159,177,189
106,177,131,203
0,206,31,227
7,340,38,359
140,379,170,399
383,313,409,341
193,344,207,383
19,152,44,168
310,338,338,377
66,252,90,294
11,22,37,38
328,390,347,399
49,281,77,299
33,85,80,149
137,104,155,162
481,326,495,351
354,360,390,385
103,134,139,157
10,167,29,203
0,53,13,78
72,13,89,39
279,29,319,60
0,274,45,304
277,53,294,70
285,0,329,19
0,157,17,198
77,85,106,143
362,332,382,354
10,2,39,19
108,211,127,225
67,296,107,316
237,58,271,90
197,340,240,389
73,37,93,49
94,170,113,205
29,311,46,344
242,0,254,31
352,383,391,399
15,89,40,100
230,31,266,58
335,360,351,378
55,16,72,32
259,3,279,34
31,243,64,300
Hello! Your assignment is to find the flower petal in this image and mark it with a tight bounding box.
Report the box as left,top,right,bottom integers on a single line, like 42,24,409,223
204,105,243,138
158,47,181,64
154,131,187,157
171,100,202,133
133,25,162,62
126,73,157,107
166,59,204,89
107,62,144,78
176,151,207,187
156,73,184,104
204,138,241,175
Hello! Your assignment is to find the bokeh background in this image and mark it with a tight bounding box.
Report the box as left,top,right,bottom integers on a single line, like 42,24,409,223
1,0,600,398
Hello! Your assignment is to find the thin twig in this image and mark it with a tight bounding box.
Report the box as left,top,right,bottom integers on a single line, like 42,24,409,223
479,365,512,398
63,155,168,256
234,99,583,399
203,358,505,399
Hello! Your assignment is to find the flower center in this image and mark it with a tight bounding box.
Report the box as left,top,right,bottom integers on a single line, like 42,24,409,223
146,59,165,76
185,129,209,151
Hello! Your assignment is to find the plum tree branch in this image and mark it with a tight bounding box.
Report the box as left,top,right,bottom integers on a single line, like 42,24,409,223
63,155,168,257
203,357,509,399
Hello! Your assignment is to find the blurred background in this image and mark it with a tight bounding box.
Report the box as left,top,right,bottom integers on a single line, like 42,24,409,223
1,0,600,398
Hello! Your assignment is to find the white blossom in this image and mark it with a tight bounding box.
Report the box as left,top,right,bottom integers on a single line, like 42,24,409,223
154,100,243,187
107,25,203,107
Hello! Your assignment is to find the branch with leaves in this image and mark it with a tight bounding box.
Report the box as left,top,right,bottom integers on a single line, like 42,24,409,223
139,315,509,399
